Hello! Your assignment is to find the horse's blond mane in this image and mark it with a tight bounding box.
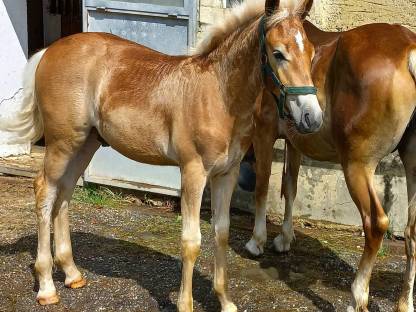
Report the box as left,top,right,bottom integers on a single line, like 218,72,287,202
194,0,306,56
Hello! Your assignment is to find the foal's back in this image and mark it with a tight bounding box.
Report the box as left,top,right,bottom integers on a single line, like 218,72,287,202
35,32,227,166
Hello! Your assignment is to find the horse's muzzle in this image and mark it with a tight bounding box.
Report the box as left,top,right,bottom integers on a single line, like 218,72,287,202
288,94,323,134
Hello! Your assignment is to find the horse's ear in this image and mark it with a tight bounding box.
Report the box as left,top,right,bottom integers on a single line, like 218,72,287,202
301,0,314,19
265,0,280,16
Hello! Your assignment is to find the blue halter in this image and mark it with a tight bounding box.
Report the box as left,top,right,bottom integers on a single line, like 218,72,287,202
259,16,317,119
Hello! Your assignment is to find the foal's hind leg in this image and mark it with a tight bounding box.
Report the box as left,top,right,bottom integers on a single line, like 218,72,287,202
52,133,100,288
343,162,389,312
273,141,301,252
35,131,95,305
211,166,239,312
398,135,416,312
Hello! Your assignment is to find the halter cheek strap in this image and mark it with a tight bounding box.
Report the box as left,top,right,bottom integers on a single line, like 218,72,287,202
259,16,317,120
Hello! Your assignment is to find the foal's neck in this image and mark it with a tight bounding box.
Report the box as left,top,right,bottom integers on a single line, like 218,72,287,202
207,18,263,117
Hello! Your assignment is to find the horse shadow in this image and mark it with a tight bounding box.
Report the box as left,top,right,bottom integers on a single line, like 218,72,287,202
0,232,221,312
0,210,405,312
202,208,405,312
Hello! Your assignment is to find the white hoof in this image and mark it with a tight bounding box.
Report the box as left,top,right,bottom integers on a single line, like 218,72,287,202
245,238,264,256
273,234,291,252
346,305,355,312
222,302,238,312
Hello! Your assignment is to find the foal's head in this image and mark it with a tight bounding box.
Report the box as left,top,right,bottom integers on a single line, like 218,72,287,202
263,0,322,133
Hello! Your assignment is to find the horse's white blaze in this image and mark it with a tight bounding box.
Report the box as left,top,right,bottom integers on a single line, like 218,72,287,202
295,30,304,52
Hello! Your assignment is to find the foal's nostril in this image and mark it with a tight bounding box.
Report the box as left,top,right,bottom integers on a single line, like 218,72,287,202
304,113,311,128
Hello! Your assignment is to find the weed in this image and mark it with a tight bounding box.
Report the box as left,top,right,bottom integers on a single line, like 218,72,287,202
377,244,390,257
73,183,128,208
384,228,394,240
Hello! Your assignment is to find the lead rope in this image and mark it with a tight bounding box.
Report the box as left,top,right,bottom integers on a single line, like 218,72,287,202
280,140,287,199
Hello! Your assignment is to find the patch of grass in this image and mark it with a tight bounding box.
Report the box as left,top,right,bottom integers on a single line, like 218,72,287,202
385,228,394,240
377,244,390,258
73,183,128,208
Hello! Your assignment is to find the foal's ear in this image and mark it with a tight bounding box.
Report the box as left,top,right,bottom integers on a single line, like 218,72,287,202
300,0,314,19
265,0,280,16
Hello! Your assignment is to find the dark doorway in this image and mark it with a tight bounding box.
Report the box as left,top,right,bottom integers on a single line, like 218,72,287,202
27,0,44,56
49,0,82,37
26,0,82,57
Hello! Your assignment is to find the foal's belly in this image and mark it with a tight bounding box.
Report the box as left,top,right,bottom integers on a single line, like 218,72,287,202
98,105,178,166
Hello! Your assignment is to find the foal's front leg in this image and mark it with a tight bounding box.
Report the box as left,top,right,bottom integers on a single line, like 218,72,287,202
245,105,276,256
177,161,207,312
273,141,301,252
211,166,240,312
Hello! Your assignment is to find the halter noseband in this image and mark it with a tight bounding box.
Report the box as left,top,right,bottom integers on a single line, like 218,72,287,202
259,16,317,119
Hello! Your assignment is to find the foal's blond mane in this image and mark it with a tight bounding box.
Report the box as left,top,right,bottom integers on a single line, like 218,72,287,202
195,0,306,56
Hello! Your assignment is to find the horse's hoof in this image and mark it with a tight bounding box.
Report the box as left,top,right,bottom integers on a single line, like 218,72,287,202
66,277,87,289
37,293,60,305
245,238,264,257
347,305,369,312
273,235,291,253
222,302,238,312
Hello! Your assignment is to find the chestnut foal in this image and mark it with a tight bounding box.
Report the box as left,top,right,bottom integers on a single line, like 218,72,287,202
245,19,416,312
11,0,322,310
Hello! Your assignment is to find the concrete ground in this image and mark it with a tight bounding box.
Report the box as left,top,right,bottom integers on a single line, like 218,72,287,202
0,175,411,312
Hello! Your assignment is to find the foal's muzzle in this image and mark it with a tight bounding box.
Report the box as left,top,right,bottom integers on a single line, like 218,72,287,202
288,94,323,134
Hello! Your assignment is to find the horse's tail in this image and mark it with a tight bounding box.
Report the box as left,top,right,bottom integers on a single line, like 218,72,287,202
0,49,46,150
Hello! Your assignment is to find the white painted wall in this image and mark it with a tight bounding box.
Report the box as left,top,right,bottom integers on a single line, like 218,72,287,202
0,0,29,156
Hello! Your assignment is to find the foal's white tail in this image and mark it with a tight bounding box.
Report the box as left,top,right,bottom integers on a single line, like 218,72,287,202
0,49,46,156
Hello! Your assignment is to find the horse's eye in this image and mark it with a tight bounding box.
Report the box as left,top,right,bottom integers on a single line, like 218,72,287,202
273,50,286,62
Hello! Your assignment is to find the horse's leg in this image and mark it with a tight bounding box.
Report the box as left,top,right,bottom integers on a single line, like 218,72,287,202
245,143,275,256
177,160,207,312
211,166,239,312
273,141,301,252
398,134,416,312
35,132,92,304
343,162,389,312
245,98,277,257
52,132,100,289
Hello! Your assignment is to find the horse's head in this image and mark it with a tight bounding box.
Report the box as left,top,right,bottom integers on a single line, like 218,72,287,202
262,0,322,134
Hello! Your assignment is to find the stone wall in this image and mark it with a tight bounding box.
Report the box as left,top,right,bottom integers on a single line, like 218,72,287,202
198,0,416,41
197,1,416,235
310,0,416,32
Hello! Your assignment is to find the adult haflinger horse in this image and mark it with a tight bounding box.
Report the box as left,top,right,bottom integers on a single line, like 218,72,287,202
6,0,322,310
245,10,416,312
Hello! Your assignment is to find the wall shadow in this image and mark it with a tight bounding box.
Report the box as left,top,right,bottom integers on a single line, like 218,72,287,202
0,232,220,312
3,0,29,56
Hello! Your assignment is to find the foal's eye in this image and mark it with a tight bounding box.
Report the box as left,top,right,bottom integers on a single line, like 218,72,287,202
273,50,286,62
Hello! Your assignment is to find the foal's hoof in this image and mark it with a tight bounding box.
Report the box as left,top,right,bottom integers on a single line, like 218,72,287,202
245,238,264,257
347,305,369,312
37,293,60,306
66,277,87,289
273,235,291,253
222,302,238,312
